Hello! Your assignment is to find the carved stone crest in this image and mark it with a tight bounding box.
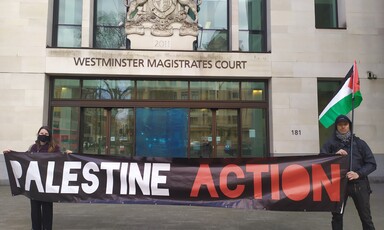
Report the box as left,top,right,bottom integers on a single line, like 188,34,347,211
150,0,177,19
124,0,201,37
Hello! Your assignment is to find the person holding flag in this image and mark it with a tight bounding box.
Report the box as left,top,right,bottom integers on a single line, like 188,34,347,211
319,62,377,230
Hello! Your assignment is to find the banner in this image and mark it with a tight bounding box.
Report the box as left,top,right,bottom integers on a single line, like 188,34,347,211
4,152,348,212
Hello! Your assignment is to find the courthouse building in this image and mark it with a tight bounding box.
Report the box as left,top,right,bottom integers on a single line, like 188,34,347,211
0,0,383,183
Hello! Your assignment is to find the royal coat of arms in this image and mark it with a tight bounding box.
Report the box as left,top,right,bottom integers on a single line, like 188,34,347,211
124,0,201,37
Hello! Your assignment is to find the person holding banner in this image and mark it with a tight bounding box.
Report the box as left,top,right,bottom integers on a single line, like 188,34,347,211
320,115,376,230
3,126,72,230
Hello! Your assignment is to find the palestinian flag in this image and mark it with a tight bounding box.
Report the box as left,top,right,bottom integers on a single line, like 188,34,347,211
319,61,363,128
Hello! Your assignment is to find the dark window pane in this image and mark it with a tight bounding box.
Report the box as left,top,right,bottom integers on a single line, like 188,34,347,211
315,0,337,28
241,108,267,157
239,0,263,30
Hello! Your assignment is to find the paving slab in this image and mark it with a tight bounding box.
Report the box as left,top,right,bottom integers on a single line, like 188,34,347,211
0,183,383,229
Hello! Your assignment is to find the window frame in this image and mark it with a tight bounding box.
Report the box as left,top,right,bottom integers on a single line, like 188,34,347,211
196,0,230,51
49,77,270,157
315,0,346,29
52,0,83,47
93,0,128,49
238,0,268,52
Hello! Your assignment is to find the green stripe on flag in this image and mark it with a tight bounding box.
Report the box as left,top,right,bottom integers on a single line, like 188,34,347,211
319,91,362,128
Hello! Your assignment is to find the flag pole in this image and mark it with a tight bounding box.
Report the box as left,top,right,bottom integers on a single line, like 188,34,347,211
350,96,354,171
349,61,357,171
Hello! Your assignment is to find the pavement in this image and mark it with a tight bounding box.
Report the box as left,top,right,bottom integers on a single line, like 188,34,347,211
0,183,383,230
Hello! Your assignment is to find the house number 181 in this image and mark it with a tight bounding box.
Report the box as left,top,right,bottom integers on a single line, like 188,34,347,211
291,130,302,135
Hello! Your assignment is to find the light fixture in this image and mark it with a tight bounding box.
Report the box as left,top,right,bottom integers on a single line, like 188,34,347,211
252,89,263,95
367,71,377,80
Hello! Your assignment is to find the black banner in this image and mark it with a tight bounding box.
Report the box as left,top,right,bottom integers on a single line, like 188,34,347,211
4,152,348,212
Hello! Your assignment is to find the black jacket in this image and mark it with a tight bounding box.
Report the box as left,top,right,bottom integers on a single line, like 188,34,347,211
320,133,377,178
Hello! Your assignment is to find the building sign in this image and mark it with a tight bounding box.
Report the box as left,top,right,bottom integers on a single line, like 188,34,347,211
73,57,247,70
45,49,271,76
5,152,348,212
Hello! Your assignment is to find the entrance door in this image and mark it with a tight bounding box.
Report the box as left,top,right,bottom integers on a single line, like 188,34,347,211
81,107,239,157
190,109,238,158
81,108,134,155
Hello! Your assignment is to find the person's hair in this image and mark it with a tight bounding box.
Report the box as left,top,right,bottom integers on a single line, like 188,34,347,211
36,126,58,152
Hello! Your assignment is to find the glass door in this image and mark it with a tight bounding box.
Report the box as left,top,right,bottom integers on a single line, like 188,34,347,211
216,109,238,157
110,108,134,155
81,108,134,155
190,109,238,158
82,108,107,154
190,109,213,158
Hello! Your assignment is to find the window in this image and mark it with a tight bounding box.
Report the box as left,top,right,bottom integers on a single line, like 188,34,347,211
190,81,239,100
51,107,80,152
80,108,134,155
241,108,267,157
53,0,83,47
53,79,81,99
94,0,127,49
241,82,266,100
239,0,267,52
197,0,228,51
317,80,342,147
50,0,270,51
51,78,269,157
82,80,134,99
137,81,188,100
315,0,346,29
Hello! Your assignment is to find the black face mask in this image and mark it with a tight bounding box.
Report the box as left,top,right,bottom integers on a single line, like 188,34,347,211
38,135,51,143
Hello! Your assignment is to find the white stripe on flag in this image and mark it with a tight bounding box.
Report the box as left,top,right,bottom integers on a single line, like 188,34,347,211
319,78,352,119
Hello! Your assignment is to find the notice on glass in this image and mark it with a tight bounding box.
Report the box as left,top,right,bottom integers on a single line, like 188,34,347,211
249,129,256,138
